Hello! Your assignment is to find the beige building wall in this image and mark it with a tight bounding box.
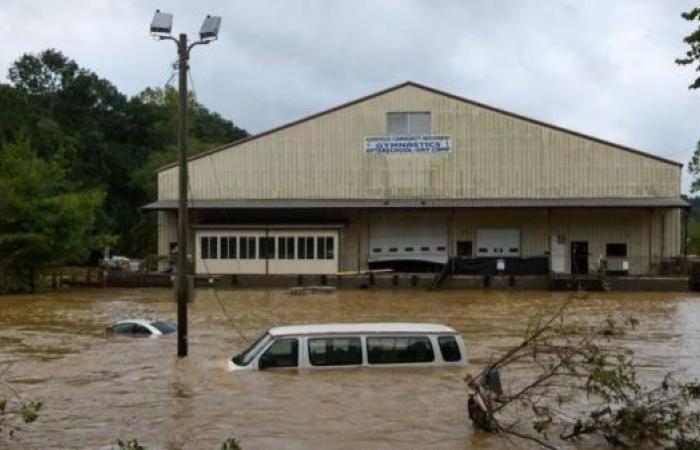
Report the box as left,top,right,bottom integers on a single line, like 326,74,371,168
157,211,177,268
158,84,680,202
154,83,684,276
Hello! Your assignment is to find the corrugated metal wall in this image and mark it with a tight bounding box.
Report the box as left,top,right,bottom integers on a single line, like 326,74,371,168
158,208,681,275
158,84,680,201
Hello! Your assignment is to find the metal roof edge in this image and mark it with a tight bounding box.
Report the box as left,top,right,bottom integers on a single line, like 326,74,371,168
142,196,689,210
192,223,346,229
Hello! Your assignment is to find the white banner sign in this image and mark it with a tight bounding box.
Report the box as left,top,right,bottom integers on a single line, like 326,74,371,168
365,135,452,154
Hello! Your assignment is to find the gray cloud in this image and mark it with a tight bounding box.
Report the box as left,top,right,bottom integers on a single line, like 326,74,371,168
1,0,699,191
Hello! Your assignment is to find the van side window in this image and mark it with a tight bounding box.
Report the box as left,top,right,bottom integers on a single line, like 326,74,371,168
438,335,461,362
367,336,434,364
308,337,362,366
259,338,298,369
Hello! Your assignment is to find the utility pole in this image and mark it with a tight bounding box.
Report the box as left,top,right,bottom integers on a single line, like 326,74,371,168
151,11,222,358
176,32,189,357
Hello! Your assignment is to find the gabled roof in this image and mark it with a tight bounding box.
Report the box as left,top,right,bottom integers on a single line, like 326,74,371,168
157,81,682,172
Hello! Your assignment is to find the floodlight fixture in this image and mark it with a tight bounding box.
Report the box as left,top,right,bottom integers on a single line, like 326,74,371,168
150,10,173,35
199,15,222,40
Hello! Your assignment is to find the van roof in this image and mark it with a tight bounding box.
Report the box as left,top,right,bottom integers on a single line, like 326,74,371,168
267,322,458,337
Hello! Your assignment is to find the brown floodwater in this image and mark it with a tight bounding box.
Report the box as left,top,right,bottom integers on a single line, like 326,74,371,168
0,288,698,449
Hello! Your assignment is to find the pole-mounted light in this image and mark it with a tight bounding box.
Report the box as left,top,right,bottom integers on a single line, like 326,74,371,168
150,10,221,358
150,10,173,35
199,15,222,40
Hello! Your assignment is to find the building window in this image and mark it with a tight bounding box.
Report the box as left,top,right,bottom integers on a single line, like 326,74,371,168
209,237,218,259
278,237,295,259
297,237,305,259
297,237,314,259
606,243,627,257
220,237,229,259
325,237,334,259
200,236,218,259
316,237,325,260
200,237,209,259
259,237,276,259
386,112,431,135
316,236,335,260
239,237,256,259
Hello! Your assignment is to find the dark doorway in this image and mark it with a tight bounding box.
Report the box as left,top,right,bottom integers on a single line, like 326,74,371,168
571,241,588,275
456,241,473,257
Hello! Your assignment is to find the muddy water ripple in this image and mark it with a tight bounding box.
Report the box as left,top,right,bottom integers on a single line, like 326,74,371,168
0,288,698,449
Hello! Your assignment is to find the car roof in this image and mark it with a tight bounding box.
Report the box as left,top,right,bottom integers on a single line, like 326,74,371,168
114,319,155,327
267,323,458,337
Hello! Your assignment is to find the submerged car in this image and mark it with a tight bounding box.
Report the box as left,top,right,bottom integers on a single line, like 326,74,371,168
107,319,177,337
228,322,468,371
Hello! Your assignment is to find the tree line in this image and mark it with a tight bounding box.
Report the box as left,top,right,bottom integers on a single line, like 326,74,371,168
0,49,247,292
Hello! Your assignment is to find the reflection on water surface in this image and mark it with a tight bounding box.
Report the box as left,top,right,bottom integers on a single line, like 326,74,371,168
0,288,698,449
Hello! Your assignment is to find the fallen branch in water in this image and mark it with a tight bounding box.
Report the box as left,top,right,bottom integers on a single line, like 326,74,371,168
0,362,42,440
465,300,700,449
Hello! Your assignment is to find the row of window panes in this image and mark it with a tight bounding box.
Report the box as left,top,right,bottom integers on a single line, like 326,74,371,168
372,245,446,253
200,236,334,260
261,335,461,368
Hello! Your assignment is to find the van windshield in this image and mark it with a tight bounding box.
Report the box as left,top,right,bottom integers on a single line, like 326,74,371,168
232,332,272,366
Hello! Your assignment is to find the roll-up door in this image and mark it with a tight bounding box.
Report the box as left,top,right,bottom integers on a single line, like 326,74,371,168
369,214,448,264
475,229,520,257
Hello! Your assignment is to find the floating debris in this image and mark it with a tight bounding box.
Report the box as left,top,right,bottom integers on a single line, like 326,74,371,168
289,286,337,295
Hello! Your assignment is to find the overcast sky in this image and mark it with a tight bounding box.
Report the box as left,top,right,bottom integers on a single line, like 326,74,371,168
2,1,699,191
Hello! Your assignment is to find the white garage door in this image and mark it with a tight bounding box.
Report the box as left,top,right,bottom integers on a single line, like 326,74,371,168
475,229,520,257
369,214,448,264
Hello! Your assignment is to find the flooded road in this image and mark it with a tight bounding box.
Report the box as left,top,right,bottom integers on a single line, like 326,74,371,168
0,288,698,449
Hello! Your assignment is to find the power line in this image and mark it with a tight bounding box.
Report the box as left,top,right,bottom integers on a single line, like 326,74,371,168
163,60,178,89
187,68,197,98
186,175,252,345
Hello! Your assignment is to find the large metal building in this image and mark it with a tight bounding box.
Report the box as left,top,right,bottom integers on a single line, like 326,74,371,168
145,81,687,278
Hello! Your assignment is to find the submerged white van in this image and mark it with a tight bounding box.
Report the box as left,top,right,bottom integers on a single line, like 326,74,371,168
228,323,468,371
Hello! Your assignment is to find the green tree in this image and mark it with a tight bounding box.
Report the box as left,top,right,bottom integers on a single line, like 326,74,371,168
466,301,700,449
678,7,700,192
1,49,248,261
0,141,104,292
677,7,700,90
